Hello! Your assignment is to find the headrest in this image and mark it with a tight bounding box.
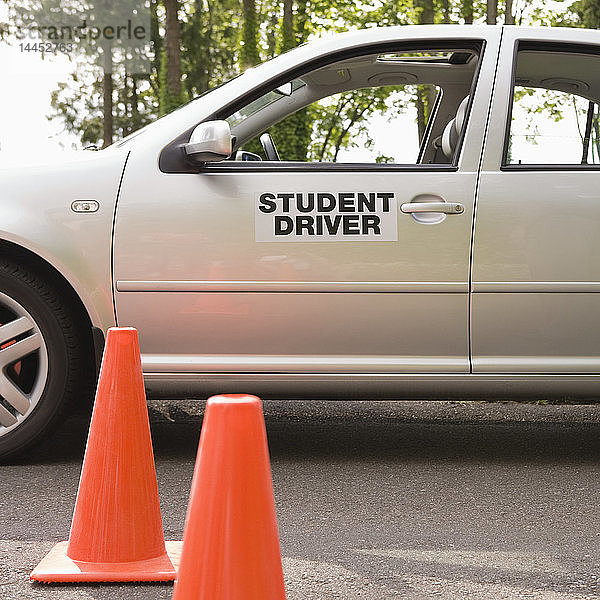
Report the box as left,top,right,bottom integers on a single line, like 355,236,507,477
441,95,470,159
441,118,458,159
455,96,470,134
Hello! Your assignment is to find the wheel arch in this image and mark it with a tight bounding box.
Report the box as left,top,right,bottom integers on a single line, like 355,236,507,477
0,239,104,373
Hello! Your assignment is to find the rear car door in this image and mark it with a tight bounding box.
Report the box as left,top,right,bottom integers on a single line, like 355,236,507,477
473,27,600,373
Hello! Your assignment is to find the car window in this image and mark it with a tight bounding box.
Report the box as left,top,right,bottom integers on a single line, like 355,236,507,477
226,79,307,128
225,47,480,166
505,47,600,166
284,84,440,164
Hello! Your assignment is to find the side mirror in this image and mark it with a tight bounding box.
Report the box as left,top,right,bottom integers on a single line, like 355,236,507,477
184,120,232,164
234,150,262,161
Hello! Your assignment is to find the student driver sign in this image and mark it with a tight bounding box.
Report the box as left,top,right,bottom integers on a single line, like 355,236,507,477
255,191,398,242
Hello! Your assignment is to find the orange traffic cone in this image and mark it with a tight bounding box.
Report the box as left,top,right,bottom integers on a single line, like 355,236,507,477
30,327,181,582
172,394,287,600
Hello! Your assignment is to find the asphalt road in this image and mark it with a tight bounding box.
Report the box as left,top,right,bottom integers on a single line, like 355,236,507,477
2,400,600,599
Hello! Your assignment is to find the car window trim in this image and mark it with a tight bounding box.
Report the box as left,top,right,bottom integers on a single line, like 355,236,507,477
199,162,459,173
416,87,443,164
159,37,485,174
501,163,600,172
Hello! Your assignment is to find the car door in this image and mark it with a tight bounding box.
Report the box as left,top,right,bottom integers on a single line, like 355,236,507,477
473,27,600,373
113,28,500,380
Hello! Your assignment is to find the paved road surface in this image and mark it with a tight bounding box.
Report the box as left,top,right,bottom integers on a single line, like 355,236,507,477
2,400,600,599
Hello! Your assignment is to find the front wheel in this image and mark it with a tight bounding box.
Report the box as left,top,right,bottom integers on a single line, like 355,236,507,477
0,262,91,460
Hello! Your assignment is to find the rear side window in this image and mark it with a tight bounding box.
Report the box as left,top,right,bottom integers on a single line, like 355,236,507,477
505,45,600,167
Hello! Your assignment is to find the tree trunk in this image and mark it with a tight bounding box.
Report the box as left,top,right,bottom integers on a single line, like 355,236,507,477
164,0,182,96
130,75,139,132
318,97,351,161
413,0,434,139
267,11,279,58
202,0,214,92
149,0,162,98
505,0,515,24
269,0,312,161
333,105,368,162
487,0,497,24
102,47,113,148
241,0,260,68
414,0,434,24
461,0,473,23
281,0,294,51
442,0,451,23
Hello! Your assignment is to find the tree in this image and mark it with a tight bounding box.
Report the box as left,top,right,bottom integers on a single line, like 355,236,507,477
49,53,157,147
269,0,311,161
413,0,435,141
505,0,515,24
461,0,474,23
4,0,153,147
281,0,294,50
487,0,497,24
181,0,242,97
7,0,592,150
101,44,114,146
307,87,407,162
413,0,434,24
240,0,312,161
159,0,186,115
241,0,260,69
441,0,451,23
574,0,600,28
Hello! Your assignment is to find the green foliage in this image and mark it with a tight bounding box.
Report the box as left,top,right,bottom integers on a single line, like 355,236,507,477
573,0,600,27
159,48,187,115
515,87,575,123
271,108,311,160
414,0,435,24
6,0,597,149
307,87,405,162
279,0,295,51
267,0,311,160
507,86,600,164
528,0,579,27
49,60,157,146
459,0,473,23
4,0,155,146
241,0,260,67
181,0,242,96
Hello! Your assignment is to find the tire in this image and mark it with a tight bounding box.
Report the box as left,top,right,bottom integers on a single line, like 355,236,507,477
0,261,91,460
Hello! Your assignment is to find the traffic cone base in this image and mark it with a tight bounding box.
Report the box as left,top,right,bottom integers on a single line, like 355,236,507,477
30,541,183,583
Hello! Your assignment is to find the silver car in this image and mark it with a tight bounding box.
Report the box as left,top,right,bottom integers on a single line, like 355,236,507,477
1,24,599,458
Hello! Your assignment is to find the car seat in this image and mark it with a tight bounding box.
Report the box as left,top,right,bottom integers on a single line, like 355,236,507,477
440,95,470,160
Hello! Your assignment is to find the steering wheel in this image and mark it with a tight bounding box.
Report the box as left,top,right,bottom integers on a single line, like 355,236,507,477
259,133,281,161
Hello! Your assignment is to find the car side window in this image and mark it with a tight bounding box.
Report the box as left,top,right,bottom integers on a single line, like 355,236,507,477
238,83,441,164
505,46,600,166
224,47,481,166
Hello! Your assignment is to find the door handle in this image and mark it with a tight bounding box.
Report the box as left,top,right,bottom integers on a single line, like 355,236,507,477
400,202,464,214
